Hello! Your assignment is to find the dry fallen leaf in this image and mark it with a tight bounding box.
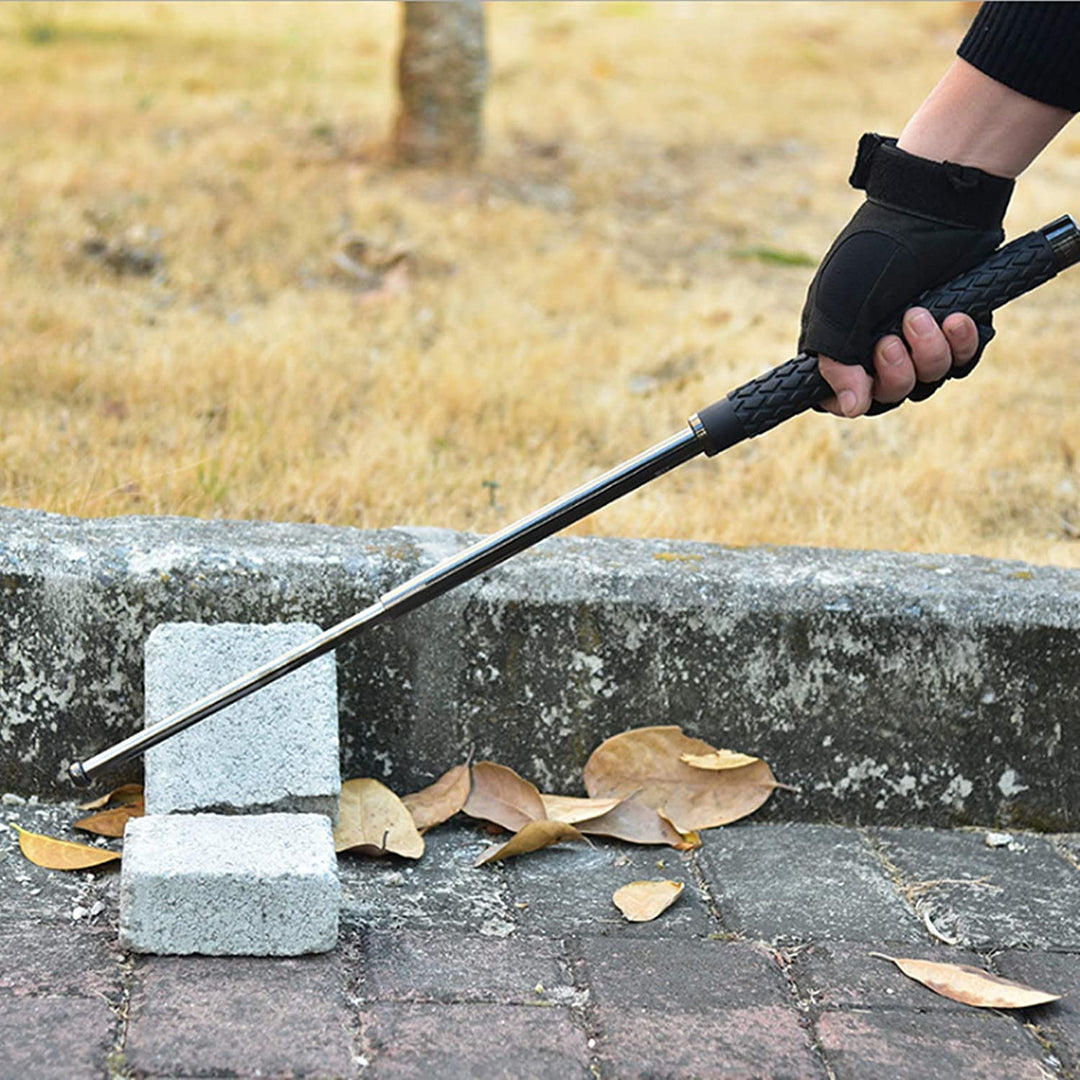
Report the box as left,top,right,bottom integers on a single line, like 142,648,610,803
10,824,122,871
77,783,144,811
613,879,685,922
870,954,1062,1009
403,764,471,831
578,794,686,847
584,726,781,831
657,810,702,851
680,750,760,771
75,797,145,838
540,794,624,824
474,820,586,867
463,762,546,832
334,778,424,859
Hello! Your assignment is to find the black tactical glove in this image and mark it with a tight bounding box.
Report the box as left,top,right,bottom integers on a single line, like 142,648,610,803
799,133,1014,414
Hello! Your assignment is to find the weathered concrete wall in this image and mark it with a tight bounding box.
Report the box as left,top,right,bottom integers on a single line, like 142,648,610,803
2,506,1078,828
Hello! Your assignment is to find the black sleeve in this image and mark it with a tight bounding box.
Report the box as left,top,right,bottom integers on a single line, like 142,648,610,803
958,2,1080,113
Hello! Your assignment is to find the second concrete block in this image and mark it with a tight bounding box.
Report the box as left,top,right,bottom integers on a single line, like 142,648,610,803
143,622,340,819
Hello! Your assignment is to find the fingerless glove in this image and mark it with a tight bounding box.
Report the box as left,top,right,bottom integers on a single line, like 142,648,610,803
799,133,1014,413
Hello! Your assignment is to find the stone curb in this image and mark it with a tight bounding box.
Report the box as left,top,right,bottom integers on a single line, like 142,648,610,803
2,505,1078,827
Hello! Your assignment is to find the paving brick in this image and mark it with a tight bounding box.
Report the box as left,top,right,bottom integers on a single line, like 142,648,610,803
698,824,921,942
0,995,115,1080
582,938,787,1012
126,952,354,1078
119,813,339,956
871,827,1080,948
596,1004,823,1079
816,1008,1049,1079
0,920,118,999
501,838,710,937
339,822,516,934
360,1002,588,1078
788,940,990,1012
995,950,1080,1073
363,930,570,1004
144,621,340,818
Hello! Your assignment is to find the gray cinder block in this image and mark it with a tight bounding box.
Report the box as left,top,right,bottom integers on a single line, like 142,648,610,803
119,813,340,956
143,623,340,819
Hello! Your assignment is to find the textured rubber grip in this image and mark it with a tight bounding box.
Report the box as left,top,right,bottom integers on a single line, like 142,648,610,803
883,228,1058,342
694,223,1070,456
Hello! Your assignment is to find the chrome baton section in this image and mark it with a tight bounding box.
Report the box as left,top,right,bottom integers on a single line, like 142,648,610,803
70,423,707,786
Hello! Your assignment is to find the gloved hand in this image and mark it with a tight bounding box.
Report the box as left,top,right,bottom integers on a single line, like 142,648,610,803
800,133,1014,416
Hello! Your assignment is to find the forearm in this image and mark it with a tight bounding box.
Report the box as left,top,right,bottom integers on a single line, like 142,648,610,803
897,58,1071,179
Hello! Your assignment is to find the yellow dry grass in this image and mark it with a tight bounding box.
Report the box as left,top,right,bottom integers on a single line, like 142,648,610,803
2,1,1078,565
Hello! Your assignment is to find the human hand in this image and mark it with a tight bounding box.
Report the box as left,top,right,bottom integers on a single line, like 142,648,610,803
817,308,979,418
799,133,1013,419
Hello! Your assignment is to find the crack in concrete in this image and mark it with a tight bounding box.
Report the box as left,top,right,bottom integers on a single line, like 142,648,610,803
562,935,606,1079
770,943,836,1080
105,950,135,1080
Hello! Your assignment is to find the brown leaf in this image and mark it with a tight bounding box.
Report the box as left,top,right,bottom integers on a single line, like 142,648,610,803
403,764,471,831
583,725,780,831
540,794,624,824
11,824,121,871
870,954,1062,1009
474,819,585,867
334,778,424,859
75,797,145,838
578,794,685,847
613,879,684,922
76,783,144,811
462,762,546,832
680,749,760,770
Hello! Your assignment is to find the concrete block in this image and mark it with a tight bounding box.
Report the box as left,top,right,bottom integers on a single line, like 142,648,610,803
119,813,339,956
144,622,339,819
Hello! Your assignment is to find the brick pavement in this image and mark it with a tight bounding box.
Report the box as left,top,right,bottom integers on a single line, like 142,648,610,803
1,804,1077,1079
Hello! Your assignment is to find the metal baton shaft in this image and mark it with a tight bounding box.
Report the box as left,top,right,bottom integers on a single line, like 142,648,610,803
70,427,704,785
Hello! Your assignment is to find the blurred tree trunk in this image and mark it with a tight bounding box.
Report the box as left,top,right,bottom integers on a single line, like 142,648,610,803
391,1,488,168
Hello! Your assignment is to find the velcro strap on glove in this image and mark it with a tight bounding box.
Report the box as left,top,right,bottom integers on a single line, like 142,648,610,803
850,133,1014,229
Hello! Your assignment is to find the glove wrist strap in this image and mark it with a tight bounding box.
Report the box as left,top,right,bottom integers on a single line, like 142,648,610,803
850,133,1014,230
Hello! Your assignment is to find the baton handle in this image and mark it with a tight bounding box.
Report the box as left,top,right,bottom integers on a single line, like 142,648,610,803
692,215,1080,455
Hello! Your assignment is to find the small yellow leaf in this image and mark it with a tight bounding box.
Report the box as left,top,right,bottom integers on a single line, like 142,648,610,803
540,794,624,824
680,750,760,771
77,783,144,811
463,762,546,832
403,764,471,832
10,824,121,871
474,819,585,867
613,879,684,922
75,798,145,838
671,829,702,852
870,954,1062,1009
334,778,424,859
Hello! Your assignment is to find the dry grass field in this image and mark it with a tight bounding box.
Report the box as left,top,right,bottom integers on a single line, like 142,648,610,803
2,1,1079,565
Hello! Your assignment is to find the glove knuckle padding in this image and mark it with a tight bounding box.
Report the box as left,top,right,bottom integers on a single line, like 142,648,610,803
801,134,1013,411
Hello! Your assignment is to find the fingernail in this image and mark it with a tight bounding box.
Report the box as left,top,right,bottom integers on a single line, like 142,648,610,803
882,340,906,366
839,389,857,415
910,310,935,338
